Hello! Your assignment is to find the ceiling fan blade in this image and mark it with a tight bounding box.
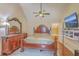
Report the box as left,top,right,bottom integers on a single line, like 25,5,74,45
43,13,50,15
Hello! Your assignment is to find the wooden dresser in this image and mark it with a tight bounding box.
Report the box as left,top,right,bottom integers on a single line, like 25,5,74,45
2,33,27,55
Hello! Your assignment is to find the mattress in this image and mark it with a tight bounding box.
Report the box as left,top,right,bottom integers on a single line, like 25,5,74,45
24,34,54,44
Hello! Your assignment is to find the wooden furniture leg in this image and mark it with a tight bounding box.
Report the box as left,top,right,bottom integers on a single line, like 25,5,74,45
20,37,24,52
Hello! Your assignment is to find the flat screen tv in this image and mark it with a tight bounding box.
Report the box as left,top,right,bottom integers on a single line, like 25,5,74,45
64,12,78,28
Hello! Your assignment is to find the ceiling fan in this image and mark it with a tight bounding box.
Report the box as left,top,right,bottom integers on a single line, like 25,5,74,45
33,3,50,17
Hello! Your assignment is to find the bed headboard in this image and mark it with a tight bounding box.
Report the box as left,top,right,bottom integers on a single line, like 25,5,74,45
34,25,50,34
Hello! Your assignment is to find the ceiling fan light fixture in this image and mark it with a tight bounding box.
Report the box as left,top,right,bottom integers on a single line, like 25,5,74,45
33,3,50,18
39,13,43,16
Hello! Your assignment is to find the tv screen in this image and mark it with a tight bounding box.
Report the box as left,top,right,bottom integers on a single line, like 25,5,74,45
64,12,78,28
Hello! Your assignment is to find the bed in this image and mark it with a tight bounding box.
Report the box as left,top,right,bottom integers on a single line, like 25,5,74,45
23,25,56,53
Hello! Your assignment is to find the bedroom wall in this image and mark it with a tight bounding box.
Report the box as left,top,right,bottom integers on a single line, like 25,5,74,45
0,3,27,55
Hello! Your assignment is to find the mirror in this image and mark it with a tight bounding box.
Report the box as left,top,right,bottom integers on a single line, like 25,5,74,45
8,17,22,34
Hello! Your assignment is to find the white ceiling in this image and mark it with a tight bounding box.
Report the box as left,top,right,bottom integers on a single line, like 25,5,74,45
20,3,70,22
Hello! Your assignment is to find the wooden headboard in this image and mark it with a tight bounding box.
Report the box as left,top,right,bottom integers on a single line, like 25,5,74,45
34,25,50,34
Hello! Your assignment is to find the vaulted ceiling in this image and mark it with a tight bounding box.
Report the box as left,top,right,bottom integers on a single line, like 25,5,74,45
20,3,70,22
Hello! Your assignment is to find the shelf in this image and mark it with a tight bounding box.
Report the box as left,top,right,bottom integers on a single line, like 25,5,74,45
64,35,74,40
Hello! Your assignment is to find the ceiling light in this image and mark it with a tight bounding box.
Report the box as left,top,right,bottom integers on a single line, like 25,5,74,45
33,3,50,18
